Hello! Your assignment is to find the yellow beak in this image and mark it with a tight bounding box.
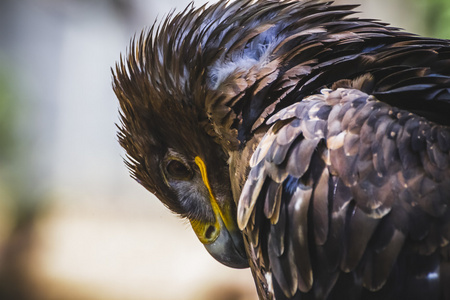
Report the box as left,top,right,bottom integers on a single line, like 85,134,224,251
189,156,248,268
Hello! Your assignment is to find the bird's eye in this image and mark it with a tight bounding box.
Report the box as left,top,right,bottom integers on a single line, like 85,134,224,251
165,159,193,180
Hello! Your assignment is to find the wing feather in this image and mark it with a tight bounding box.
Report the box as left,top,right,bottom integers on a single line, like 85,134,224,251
289,184,313,292
312,167,330,245
264,181,282,220
237,88,450,299
286,138,321,178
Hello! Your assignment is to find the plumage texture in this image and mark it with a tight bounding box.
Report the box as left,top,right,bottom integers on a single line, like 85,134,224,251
113,0,450,299
239,89,450,299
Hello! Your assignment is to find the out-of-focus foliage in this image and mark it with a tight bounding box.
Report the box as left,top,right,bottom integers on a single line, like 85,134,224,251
0,60,16,165
0,57,37,300
415,0,450,38
0,57,17,232
0,55,41,230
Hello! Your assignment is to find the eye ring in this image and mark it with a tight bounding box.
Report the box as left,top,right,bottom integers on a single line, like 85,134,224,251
165,159,193,181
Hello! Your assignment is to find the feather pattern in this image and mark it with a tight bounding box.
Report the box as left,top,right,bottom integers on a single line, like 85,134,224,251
237,89,450,299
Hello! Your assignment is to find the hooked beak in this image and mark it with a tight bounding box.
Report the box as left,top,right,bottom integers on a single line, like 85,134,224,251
189,156,248,269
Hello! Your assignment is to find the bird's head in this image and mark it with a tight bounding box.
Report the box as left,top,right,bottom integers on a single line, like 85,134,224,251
112,4,251,268
113,0,352,269
113,61,248,268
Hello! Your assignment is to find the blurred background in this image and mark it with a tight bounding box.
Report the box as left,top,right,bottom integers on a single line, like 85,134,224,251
0,0,448,299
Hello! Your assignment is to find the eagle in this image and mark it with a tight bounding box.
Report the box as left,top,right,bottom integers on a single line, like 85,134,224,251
112,0,450,299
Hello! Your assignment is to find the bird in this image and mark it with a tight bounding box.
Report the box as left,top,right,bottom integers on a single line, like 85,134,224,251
112,0,450,299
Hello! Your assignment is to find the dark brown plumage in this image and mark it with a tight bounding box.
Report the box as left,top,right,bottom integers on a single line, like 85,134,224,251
113,0,450,299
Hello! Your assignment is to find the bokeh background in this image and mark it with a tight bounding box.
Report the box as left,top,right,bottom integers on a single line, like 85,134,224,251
0,0,449,299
